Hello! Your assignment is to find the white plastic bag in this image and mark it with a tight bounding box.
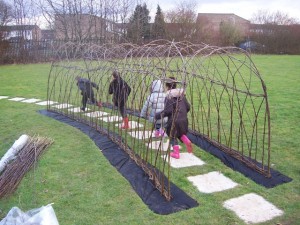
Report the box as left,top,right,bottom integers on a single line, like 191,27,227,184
0,134,29,173
0,203,59,225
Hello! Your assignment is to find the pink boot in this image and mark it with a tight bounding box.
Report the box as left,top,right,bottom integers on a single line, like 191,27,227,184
180,135,193,153
159,128,166,137
170,145,180,159
154,129,161,138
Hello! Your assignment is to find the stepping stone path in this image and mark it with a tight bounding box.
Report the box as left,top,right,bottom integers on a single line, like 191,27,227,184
21,98,41,103
0,96,285,224
68,107,90,113
8,97,26,101
52,103,73,109
223,193,283,224
147,138,170,151
164,152,205,168
36,100,57,105
128,130,155,139
115,120,143,129
99,115,123,122
84,111,109,117
188,171,238,193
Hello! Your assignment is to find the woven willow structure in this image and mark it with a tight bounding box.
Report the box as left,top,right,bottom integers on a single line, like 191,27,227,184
47,40,271,200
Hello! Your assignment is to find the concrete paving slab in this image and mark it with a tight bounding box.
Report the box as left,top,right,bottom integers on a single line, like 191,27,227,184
84,111,109,117
128,130,156,139
99,116,123,122
146,139,170,151
188,171,238,193
67,107,90,113
8,97,26,101
52,103,73,109
223,193,283,224
0,96,9,99
21,98,41,103
162,152,205,168
115,121,144,129
35,100,57,105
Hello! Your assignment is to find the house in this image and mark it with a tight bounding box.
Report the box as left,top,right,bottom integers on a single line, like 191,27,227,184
54,14,121,42
150,13,251,44
41,29,55,40
197,13,250,34
0,25,42,41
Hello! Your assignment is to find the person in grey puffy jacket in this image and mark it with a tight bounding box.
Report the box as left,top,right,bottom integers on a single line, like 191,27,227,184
140,79,168,137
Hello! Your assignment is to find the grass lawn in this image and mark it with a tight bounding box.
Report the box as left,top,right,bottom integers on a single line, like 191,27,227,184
0,55,299,225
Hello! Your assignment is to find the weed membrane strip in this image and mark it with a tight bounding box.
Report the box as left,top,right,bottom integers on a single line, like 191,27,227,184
39,109,199,215
188,132,292,188
101,104,292,188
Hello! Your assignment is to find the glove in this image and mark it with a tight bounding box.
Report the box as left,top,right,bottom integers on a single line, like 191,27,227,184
97,101,102,108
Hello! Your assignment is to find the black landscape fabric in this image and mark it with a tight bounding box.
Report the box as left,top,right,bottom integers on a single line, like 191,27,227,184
187,132,292,188
39,110,199,215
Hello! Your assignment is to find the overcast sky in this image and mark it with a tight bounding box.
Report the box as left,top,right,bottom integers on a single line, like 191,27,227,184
148,0,300,21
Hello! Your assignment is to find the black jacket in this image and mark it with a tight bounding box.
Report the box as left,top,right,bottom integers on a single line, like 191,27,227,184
155,88,190,138
109,77,131,107
77,78,98,96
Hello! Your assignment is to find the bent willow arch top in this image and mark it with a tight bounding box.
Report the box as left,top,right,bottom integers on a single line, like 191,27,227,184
47,40,271,200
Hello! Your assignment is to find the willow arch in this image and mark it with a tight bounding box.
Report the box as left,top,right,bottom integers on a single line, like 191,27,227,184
47,40,271,200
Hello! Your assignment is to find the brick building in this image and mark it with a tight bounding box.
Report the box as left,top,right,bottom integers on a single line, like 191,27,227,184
198,13,250,33
54,14,121,42
0,25,42,41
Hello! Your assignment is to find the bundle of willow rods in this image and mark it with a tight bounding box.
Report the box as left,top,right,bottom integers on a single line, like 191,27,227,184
0,135,53,198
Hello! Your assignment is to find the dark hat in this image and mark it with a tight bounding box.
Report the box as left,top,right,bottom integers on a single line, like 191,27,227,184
165,76,177,89
112,70,120,78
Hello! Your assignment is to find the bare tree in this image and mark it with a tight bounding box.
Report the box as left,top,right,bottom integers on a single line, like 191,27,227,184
164,0,199,42
13,0,26,26
0,0,12,59
13,0,39,26
251,10,299,25
250,10,300,54
35,0,135,42
0,0,13,26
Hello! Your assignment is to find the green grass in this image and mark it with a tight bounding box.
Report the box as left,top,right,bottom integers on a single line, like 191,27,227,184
0,56,299,224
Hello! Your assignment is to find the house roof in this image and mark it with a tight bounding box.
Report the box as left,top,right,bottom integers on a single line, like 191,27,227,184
54,13,115,23
197,13,250,22
0,25,40,31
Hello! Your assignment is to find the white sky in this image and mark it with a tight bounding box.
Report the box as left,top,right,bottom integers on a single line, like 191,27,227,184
34,0,300,28
148,0,300,22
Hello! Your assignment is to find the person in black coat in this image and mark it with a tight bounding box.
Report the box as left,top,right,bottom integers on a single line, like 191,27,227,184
76,76,101,111
108,70,131,129
155,77,193,159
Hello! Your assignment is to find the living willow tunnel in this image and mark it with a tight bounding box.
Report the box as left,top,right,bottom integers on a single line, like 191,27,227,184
47,40,271,200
